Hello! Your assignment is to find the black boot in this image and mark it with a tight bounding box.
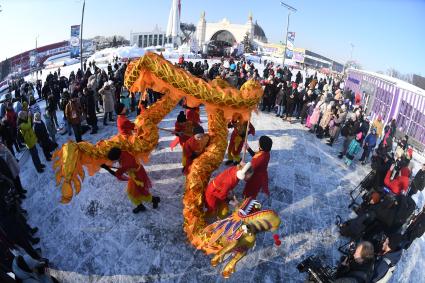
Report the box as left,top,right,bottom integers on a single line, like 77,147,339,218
30,227,39,235
31,237,40,245
132,203,146,214
152,196,161,209
224,160,234,165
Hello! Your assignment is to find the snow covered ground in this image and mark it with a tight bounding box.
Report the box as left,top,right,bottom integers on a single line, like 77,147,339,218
18,102,425,282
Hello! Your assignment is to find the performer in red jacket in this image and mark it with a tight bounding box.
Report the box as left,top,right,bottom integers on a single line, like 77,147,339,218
243,135,273,198
170,111,197,150
102,147,160,213
182,125,210,175
205,162,253,218
225,116,255,165
384,164,410,195
116,103,135,136
185,106,201,124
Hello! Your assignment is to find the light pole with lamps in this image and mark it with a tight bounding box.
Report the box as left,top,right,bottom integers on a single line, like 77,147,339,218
80,0,86,72
35,35,39,81
280,1,297,67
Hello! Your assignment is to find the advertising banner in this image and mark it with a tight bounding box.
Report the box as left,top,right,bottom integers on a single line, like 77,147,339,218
285,32,295,59
70,25,81,58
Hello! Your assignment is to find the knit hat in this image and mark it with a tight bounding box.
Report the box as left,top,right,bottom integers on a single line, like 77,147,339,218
115,102,125,115
259,135,273,152
193,125,205,135
34,112,41,121
177,111,186,123
356,132,363,140
236,162,252,180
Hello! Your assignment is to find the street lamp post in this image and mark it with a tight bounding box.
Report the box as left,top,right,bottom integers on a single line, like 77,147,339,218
35,35,39,81
280,1,297,67
80,0,86,72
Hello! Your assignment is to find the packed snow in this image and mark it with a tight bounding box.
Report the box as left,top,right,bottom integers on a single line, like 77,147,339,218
18,107,424,283
11,51,424,282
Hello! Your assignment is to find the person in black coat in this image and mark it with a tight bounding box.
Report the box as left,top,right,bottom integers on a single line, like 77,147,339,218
261,77,277,112
32,113,55,161
82,88,98,134
45,94,59,129
409,164,425,196
285,82,297,122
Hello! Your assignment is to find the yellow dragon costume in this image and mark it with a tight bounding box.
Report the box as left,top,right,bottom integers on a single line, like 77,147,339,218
53,53,281,277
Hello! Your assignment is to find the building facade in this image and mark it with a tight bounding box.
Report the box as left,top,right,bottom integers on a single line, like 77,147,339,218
130,27,171,48
345,69,425,148
195,12,267,49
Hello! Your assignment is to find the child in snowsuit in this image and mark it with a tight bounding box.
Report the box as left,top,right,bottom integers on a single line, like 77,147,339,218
102,147,160,213
344,132,363,166
243,135,272,198
205,162,253,218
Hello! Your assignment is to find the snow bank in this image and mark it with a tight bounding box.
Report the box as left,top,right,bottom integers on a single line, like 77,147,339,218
87,45,146,64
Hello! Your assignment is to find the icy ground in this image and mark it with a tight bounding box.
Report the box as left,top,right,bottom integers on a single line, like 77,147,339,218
18,104,424,283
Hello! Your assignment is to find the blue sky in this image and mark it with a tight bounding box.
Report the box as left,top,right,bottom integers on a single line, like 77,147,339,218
0,0,424,74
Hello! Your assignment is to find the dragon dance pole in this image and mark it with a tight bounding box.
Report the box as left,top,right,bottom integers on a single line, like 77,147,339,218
241,113,252,163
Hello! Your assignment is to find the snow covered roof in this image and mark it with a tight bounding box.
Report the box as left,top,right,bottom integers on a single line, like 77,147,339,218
348,68,425,97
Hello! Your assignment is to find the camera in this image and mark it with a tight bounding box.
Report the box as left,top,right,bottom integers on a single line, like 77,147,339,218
297,256,335,283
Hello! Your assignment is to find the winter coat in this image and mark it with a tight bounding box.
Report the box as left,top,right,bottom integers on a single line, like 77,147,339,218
309,105,322,126
372,249,402,283
384,168,410,195
329,111,347,138
275,87,285,106
84,91,97,125
226,74,238,88
410,169,425,195
346,139,362,160
33,120,51,146
29,103,41,115
0,143,19,178
364,133,377,149
19,116,37,149
319,109,333,129
372,119,384,138
99,86,116,113
12,254,54,283
43,113,56,140
65,98,83,125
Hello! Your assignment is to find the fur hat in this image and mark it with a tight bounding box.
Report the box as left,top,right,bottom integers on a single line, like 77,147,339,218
259,135,273,152
18,111,27,121
177,111,186,123
193,125,205,135
115,102,125,115
34,112,41,121
236,162,252,180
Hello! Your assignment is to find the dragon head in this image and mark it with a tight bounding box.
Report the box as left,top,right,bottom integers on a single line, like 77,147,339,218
237,198,281,233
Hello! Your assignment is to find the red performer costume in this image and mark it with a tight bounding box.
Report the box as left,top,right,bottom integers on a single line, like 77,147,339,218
226,117,255,165
102,147,160,213
205,163,253,218
243,136,273,198
384,166,410,195
116,103,135,136
182,125,210,175
185,106,201,124
170,111,197,150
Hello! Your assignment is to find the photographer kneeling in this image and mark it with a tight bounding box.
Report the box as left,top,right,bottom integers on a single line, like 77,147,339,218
334,241,375,283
